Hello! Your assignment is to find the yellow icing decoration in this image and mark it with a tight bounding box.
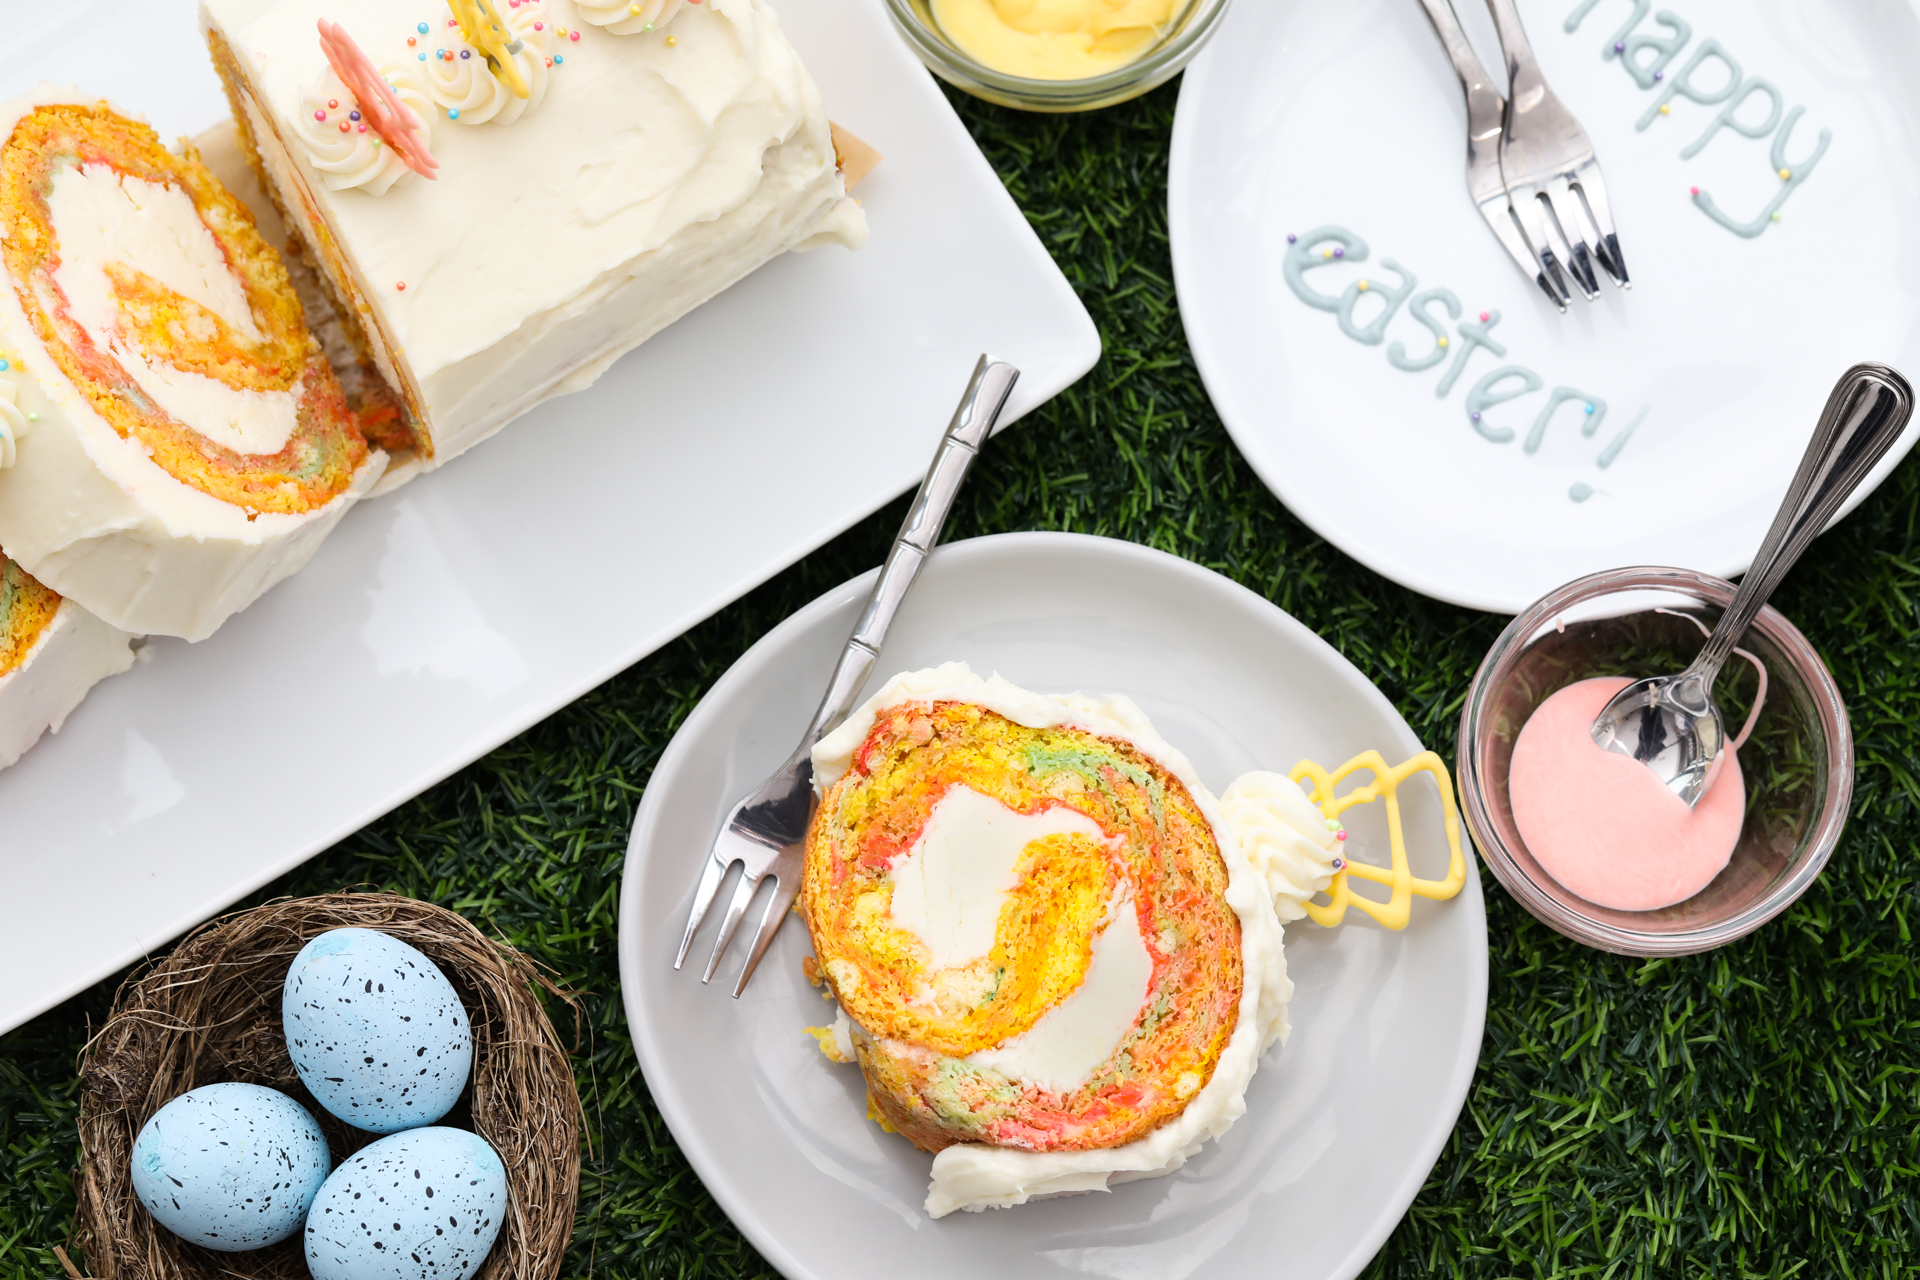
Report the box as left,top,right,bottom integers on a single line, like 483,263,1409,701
447,0,532,98
1290,750,1467,930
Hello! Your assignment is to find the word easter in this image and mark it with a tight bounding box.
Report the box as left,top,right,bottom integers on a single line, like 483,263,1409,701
1565,0,1829,237
1284,226,1641,502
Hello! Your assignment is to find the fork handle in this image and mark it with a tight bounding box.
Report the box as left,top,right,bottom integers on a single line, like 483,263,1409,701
798,355,1021,747
1415,0,1504,120
1480,0,1543,96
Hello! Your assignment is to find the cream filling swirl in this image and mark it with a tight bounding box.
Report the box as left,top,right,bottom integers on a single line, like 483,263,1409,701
296,68,434,196
0,379,24,470
422,3,555,125
575,0,689,35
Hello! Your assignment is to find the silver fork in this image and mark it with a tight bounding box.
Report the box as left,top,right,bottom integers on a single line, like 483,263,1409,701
672,355,1021,996
1485,0,1628,297
1415,0,1571,311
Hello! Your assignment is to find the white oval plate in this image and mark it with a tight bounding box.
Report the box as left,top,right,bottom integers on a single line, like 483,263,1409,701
1170,0,1920,613
617,532,1488,1280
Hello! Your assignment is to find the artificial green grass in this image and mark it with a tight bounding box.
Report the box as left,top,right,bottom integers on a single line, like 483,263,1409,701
4,78,1920,1280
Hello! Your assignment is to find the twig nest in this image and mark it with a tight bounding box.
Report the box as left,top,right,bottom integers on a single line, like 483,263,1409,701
71,893,581,1280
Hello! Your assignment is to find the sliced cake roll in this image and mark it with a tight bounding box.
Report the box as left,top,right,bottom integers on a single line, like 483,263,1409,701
802,665,1290,1218
202,0,868,479
0,89,384,641
0,550,134,770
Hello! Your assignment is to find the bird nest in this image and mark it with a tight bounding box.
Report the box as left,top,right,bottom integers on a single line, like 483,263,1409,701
67,893,582,1280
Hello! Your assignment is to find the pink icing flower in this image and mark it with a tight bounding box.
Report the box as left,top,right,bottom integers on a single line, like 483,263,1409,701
317,19,438,180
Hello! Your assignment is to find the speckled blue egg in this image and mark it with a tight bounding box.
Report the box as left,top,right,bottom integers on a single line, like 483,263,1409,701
128,1082,331,1251
304,1127,506,1280
283,928,473,1134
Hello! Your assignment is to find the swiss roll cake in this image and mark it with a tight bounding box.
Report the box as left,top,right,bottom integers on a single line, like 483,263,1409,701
200,0,868,477
0,550,134,770
802,665,1296,1217
0,89,384,641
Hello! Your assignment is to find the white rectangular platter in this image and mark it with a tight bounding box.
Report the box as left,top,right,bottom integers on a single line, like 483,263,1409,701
0,0,1099,1034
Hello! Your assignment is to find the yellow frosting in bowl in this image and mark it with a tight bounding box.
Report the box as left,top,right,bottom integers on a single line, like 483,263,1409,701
929,0,1189,80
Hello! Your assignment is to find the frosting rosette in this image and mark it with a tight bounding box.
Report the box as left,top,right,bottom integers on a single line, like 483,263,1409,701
296,67,432,194
576,0,689,35
0,89,383,640
422,2,554,126
0,550,134,769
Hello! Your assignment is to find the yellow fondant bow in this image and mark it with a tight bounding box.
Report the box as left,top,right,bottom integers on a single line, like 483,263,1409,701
447,0,532,99
1291,750,1468,930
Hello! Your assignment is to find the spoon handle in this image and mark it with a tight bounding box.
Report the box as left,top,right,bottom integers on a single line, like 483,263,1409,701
1683,363,1914,697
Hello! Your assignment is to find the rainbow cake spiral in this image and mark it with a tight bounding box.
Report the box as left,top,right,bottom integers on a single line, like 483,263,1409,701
801,665,1346,1217
0,89,383,641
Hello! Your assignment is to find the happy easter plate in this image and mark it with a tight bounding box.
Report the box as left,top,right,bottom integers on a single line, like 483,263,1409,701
1170,0,1920,613
618,532,1488,1280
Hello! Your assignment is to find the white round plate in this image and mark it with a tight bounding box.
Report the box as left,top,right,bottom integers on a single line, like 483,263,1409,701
617,533,1488,1280
1169,0,1920,613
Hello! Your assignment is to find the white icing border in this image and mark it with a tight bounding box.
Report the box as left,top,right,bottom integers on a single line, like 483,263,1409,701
0,598,136,769
811,663,1292,1218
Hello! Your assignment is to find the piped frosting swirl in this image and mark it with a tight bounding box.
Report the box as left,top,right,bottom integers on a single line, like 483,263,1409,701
296,68,434,195
422,1,555,125
575,0,689,35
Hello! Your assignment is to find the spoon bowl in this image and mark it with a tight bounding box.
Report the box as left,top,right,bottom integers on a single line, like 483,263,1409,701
1588,364,1913,805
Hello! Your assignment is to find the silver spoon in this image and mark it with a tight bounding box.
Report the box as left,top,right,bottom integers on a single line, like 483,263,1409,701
1590,363,1914,806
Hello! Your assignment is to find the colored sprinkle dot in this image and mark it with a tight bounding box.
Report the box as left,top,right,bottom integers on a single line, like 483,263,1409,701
460,48,471,57
1437,337,1449,348
448,16,458,24
570,29,580,39
0,359,10,372
1357,279,1370,291
1332,857,1345,870
630,2,642,9
1478,310,1490,322
1779,167,1791,180
1335,831,1347,842
534,20,543,28
339,121,351,132
1613,40,1624,51
1659,104,1670,115
1584,402,1595,414
1332,246,1345,258
1690,185,1700,196
396,281,407,291
350,110,362,121
1771,210,1782,221
359,124,369,133
1322,247,1333,259
554,53,564,63
448,107,461,118
417,21,429,32
666,34,677,44
643,21,654,28
408,36,417,45
418,51,427,59
26,412,36,422
1653,69,1663,80
1470,411,1482,422
1325,820,1338,831
546,56,553,65
314,109,327,121
328,98,340,109
557,25,567,35
1286,232,1297,243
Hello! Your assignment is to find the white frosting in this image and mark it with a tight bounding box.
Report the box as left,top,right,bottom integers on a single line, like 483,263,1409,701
0,85,387,641
296,68,433,195
966,895,1154,1096
812,664,1300,1218
0,377,24,469
888,783,1115,971
417,2,555,126
1219,771,1341,923
202,0,866,472
577,0,689,35
0,599,136,770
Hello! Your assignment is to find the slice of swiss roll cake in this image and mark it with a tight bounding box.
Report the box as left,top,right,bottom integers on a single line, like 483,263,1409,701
0,89,385,642
0,549,134,770
200,0,868,480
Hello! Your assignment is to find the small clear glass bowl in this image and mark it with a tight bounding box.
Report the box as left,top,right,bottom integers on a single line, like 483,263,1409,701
882,0,1232,112
1456,567,1852,956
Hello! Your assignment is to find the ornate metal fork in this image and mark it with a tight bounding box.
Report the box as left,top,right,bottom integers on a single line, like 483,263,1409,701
1485,0,1628,297
1415,0,1571,311
672,355,1021,996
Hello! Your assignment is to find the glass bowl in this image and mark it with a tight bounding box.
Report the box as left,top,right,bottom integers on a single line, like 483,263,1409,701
1456,567,1852,955
882,0,1232,112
